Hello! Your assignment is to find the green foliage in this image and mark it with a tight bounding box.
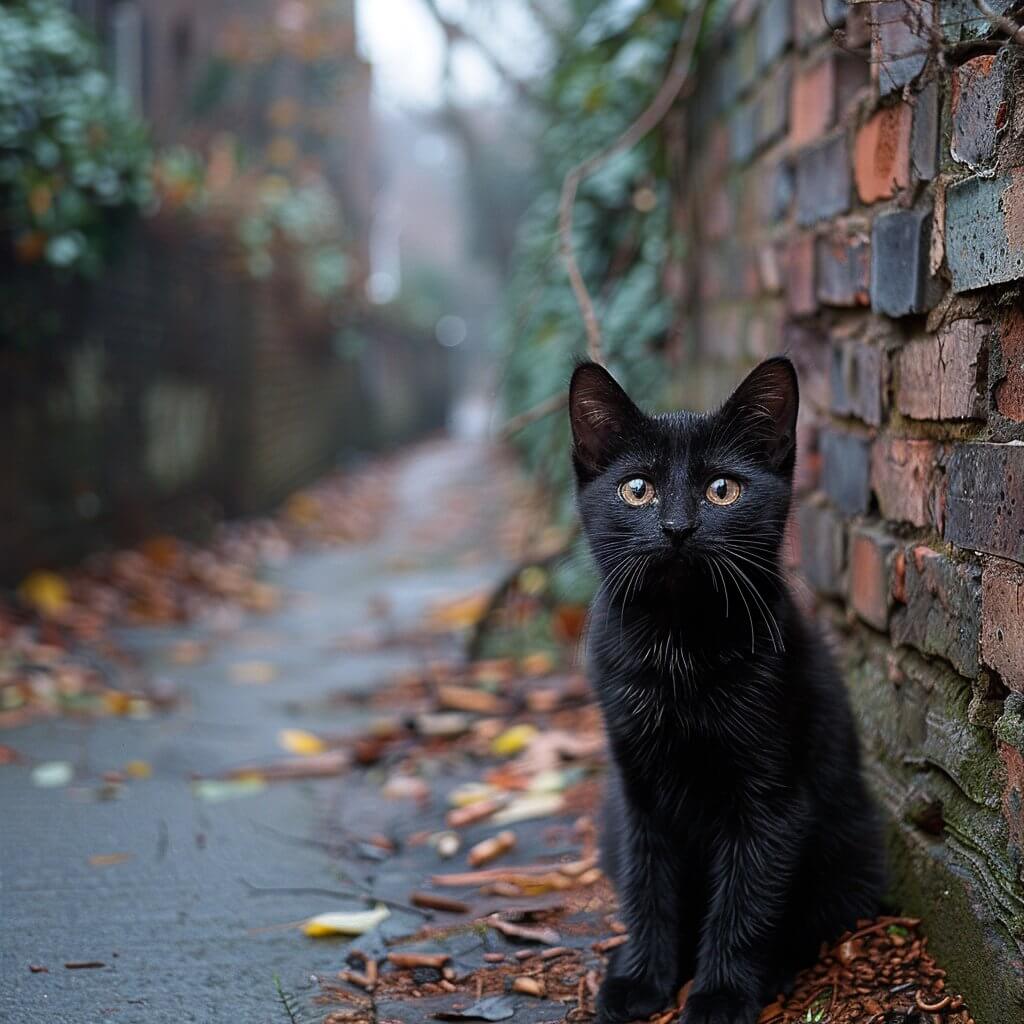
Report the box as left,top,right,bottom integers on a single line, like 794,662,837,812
0,0,152,275
500,0,717,516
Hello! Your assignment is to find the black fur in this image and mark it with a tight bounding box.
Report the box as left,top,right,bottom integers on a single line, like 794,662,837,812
569,359,884,1024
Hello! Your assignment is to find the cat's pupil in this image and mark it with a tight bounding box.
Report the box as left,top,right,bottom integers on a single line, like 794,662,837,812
712,479,727,499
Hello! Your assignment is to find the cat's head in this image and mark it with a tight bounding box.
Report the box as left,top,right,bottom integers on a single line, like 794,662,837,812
568,358,798,592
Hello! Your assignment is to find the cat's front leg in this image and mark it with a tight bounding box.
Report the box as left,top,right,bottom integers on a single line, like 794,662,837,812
596,815,682,1024
680,800,808,1024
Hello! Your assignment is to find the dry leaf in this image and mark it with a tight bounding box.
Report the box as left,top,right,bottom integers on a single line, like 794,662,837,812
278,728,327,756
18,571,70,616
302,905,389,937
491,724,538,757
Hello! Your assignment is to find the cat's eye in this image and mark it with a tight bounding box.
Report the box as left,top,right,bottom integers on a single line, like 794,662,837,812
706,477,741,506
618,478,656,507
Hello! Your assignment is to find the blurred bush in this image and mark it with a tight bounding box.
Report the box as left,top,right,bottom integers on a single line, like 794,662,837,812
0,0,152,276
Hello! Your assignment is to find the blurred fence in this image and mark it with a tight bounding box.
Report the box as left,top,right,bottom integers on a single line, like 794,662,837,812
0,215,449,582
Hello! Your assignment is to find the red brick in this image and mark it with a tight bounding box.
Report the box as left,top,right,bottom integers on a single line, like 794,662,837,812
791,58,835,147
897,320,988,421
854,103,912,203
995,307,1024,422
981,559,1024,693
870,438,941,527
786,233,817,316
998,742,1024,863
848,526,897,630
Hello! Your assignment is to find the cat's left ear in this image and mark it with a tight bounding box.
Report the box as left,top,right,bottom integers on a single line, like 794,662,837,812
719,357,799,471
569,362,644,480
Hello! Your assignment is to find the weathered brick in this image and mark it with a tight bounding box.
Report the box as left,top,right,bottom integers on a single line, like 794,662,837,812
870,207,935,317
897,320,988,421
797,499,846,596
911,79,940,182
790,53,867,148
872,0,930,96
951,51,1010,170
946,170,1024,292
849,526,897,630
981,558,1024,692
796,134,851,225
795,0,846,45
871,438,941,527
816,227,870,307
756,65,791,149
757,0,792,69
995,307,1024,422
892,546,981,678
821,428,872,515
831,340,883,425
730,99,759,163
945,443,1024,564
786,233,817,315
997,739,1024,867
855,103,912,203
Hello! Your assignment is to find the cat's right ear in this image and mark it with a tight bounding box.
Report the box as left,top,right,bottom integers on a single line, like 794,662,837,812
569,362,643,480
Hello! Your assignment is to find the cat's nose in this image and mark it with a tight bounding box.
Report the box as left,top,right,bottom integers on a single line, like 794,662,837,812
662,520,696,542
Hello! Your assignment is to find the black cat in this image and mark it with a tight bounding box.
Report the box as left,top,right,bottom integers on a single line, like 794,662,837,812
569,358,884,1024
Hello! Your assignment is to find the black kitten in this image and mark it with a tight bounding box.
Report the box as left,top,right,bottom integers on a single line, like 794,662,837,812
569,358,884,1024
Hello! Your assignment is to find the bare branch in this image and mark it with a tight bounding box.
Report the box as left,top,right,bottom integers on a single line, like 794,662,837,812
558,0,710,364
973,0,1024,44
499,390,568,439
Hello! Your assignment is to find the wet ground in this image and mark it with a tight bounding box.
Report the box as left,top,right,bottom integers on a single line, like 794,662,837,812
0,439,532,1024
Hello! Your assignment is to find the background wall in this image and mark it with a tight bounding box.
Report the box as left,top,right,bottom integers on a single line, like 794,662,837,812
674,1,1024,1018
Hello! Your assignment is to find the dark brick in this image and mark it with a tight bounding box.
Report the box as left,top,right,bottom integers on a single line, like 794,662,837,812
945,443,1024,565
981,559,1024,692
892,546,981,678
872,0,930,97
797,499,846,596
911,79,940,182
870,207,935,317
757,0,793,69
756,65,791,149
995,307,1024,422
946,171,1024,292
871,438,941,527
855,103,912,203
816,227,870,307
830,340,883,424
769,160,794,223
786,233,817,315
941,0,1019,42
730,100,759,163
843,2,872,49
796,134,851,225
795,0,846,46
951,51,1010,170
897,320,988,421
786,322,830,412
821,428,872,515
849,526,897,630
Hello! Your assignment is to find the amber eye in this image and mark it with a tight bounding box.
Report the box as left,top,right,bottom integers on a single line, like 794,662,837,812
619,478,656,507
706,477,741,506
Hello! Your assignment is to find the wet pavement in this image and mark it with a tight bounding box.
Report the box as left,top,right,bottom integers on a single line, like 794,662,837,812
0,439,527,1024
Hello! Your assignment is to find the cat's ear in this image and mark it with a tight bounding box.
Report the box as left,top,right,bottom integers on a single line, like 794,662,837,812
719,357,799,471
569,362,643,479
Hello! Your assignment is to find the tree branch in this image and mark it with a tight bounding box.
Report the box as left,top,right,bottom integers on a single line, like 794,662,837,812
973,0,1024,45
558,0,710,365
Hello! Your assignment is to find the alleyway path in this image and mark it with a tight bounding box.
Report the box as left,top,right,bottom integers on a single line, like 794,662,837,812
0,439,520,1024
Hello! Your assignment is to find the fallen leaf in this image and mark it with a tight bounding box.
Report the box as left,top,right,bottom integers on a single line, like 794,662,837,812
278,728,327,756
433,995,515,1021
520,652,555,677
31,761,73,788
88,853,132,867
229,660,277,685
192,777,266,802
491,724,538,757
383,774,430,801
124,760,152,779
302,905,390,937
492,793,564,825
427,593,489,631
18,571,69,616
437,685,512,716
169,640,207,665
0,745,23,765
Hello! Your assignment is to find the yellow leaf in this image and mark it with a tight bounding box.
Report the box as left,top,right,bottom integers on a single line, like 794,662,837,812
278,729,326,756
89,853,132,867
427,593,489,631
490,724,538,758
18,571,69,617
124,760,152,779
302,905,390,938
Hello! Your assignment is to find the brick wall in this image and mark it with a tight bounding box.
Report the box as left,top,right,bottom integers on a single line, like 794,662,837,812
673,1,1024,1017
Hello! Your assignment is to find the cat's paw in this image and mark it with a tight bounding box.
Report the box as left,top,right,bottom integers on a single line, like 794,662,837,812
595,974,674,1023
678,989,760,1024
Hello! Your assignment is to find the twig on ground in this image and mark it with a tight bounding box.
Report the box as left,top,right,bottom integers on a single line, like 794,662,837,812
558,0,710,364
